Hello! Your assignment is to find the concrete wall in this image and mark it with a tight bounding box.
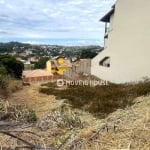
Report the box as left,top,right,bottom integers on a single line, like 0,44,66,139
92,0,150,83
23,76,53,83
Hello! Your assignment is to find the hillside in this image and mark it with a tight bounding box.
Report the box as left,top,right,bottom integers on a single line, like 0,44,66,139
0,42,102,59
0,42,31,52
0,82,149,149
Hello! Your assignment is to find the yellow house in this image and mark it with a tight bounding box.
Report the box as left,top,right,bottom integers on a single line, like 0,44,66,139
46,56,72,75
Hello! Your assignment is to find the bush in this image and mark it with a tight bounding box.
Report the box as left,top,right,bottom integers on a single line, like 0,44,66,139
0,101,37,123
24,109,37,122
0,65,7,75
41,82,57,88
0,76,22,97
34,57,49,69
0,55,24,78
39,81,150,118
0,75,9,89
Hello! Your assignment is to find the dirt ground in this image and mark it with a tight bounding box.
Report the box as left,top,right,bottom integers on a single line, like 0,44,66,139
1,83,150,149
8,83,64,118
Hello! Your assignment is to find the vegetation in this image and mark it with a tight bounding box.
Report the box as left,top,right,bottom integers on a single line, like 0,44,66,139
0,42,31,52
34,57,49,69
0,55,23,97
80,48,102,59
0,65,8,90
39,81,150,118
0,42,102,59
0,78,22,97
0,65,7,75
0,101,37,122
0,55,24,78
41,82,58,88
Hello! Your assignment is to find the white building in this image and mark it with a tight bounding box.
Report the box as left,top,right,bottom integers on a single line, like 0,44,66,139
91,0,150,83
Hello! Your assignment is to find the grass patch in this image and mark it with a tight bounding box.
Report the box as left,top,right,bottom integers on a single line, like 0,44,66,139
41,82,57,88
0,101,37,122
0,76,22,97
39,81,150,118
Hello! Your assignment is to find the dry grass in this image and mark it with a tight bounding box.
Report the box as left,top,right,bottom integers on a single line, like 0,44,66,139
7,83,65,118
0,96,149,149
39,81,150,118
0,79,150,149
76,96,150,150
0,100,37,122
0,82,150,149
0,77,22,97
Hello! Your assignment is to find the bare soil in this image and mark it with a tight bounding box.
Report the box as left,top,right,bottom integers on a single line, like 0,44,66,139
8,83,64,118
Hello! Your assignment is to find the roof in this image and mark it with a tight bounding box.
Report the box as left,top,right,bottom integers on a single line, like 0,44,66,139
100,8,115,22
51,60,59,68
23,69,53,78
100,4,115,23
52,56,64,60
50,59,72,68
58,60,72,68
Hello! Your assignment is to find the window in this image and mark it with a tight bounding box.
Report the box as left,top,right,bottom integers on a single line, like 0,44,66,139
99,57,110,67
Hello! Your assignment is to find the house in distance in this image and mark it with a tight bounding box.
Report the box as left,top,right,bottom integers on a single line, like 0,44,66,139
46,56,72,75
91,0,150,83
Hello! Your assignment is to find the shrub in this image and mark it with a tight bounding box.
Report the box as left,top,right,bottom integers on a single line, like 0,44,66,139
0,55,24,78
39,81,150,118
0,75,9,89
0,65,7,75
0,101,37,123
24,109,37,122
41,82,57,88
0,76,22,97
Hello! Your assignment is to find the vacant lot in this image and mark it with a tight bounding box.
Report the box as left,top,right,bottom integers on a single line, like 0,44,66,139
40,81,150,118
0,81,150,149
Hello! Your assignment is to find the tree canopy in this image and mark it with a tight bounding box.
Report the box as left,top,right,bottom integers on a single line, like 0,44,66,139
0,55,24,78
80,49,98,59
34,57,49,69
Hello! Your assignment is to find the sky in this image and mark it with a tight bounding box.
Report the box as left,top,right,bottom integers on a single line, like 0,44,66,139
0,0,115,45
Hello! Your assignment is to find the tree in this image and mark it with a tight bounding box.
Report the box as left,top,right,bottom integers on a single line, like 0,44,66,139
34,57,49,69
0,65,8,90
0,55,24,78
80,49,98,59
0,65,7,75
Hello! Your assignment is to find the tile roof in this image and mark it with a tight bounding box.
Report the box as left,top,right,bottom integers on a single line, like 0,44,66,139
49,59,72,69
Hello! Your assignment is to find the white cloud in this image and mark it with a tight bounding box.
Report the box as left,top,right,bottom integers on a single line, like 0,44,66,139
0,0,5,4
68,0,83,5
0,0,116,44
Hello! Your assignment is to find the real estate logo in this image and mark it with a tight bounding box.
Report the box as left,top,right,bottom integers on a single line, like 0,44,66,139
57,79,108,87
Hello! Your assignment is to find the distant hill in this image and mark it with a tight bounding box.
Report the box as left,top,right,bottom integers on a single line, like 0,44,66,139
0,42,31,52
0,41,103,59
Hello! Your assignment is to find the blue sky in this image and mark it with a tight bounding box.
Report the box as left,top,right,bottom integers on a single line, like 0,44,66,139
0,0,115,45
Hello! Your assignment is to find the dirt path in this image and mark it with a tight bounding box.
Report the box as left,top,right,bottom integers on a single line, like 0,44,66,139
8,83,64,118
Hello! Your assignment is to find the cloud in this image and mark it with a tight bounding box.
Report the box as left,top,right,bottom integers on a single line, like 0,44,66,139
0,0,5,4
0,0,116,45
23,39,101,46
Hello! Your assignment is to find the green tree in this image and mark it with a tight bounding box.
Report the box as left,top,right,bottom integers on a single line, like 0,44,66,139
80,49,97,59
0,65,7,75
34,57,49,69
0,55,24,78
